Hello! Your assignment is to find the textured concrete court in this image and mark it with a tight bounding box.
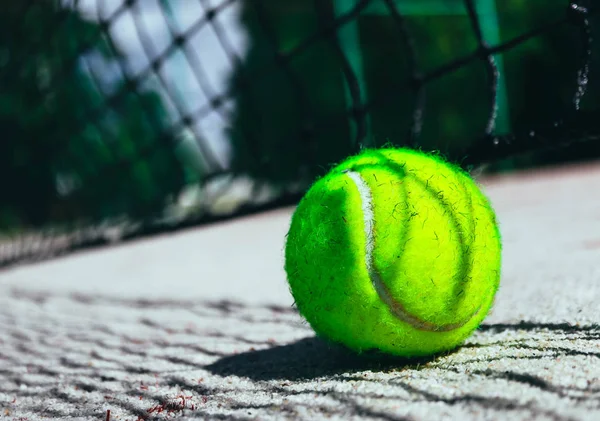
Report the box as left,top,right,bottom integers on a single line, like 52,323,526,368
1,162,600,420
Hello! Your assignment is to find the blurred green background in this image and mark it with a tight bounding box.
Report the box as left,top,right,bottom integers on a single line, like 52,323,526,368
0,1,188,231
231,0,599,181
1,0,598,233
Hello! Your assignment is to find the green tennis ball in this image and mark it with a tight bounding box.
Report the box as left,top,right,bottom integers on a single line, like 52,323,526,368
284,147,502,357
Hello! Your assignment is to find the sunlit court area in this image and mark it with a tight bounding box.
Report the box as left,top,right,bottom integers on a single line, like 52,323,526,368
1,1,600,420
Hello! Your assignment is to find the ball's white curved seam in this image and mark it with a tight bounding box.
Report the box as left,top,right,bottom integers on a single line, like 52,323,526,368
344,170,478,333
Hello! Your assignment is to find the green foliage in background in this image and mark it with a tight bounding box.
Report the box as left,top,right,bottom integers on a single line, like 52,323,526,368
361,11,492,154
229,0,600,182
487,0,600,172
228,0,354,184
0,1,186,229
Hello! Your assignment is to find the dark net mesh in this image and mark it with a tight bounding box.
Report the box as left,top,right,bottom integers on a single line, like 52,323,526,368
0,0,598,268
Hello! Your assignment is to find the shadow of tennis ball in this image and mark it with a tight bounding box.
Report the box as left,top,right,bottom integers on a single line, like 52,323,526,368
204,336,442,381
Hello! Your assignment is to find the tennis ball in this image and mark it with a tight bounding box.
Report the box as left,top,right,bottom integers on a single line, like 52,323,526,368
284,147,501,357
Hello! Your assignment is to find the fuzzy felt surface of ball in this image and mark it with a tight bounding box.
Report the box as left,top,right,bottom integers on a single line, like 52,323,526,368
284,148,502,357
